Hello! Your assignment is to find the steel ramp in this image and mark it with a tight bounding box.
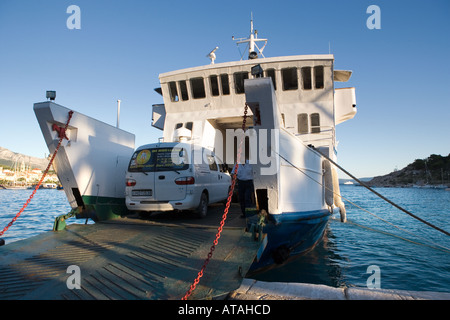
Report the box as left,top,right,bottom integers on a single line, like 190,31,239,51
0,205,264,300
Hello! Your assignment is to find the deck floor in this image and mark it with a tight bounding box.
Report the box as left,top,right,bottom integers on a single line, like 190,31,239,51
0,204,262,300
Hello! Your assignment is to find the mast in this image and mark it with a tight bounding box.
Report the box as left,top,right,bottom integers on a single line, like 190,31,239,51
233,13,267,60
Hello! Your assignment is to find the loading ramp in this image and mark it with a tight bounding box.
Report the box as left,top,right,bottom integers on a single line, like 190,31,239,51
0,204,265,300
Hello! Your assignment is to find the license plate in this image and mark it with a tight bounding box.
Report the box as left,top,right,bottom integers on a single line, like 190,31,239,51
132,189,152,197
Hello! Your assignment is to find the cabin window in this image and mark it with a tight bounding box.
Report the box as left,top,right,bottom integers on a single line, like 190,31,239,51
220,74,230,95
179,80,189,100
314,66,324,89
301,67,312,90
282,67,298,91
168,81,179,102
265,68,277,90
210,75,220,96
175,123,183,130
297,113,308,134
234,71,248,94
310,113,321,133
190,77,206,99
185,122,193,131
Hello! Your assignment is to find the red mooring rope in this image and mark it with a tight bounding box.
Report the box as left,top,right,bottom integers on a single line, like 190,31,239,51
0,111,73,238
181,104,248,300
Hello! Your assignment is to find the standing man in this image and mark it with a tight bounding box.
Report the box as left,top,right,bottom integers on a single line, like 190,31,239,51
232,159,254,217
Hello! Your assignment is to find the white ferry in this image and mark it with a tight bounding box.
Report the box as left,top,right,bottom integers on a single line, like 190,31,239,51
34,19,357,272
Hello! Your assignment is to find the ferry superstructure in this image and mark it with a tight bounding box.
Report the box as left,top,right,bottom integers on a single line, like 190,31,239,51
151,22,356,270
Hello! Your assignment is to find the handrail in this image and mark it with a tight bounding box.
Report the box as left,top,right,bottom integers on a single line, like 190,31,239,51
294,125,336,150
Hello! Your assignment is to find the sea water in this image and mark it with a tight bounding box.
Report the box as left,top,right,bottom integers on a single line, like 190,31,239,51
0,188,71,244
251,185,450,293
1,186,450,293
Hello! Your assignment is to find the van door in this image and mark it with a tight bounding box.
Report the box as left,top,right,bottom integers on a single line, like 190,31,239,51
206,154,229,203
153,146,189,201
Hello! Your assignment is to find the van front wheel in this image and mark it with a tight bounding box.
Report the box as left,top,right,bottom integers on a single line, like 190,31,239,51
195,192,208,218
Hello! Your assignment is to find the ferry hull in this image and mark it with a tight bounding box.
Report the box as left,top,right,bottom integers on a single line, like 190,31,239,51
248,209,334,274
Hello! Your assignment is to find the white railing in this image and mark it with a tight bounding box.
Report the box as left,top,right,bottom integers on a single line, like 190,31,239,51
294,125,335,150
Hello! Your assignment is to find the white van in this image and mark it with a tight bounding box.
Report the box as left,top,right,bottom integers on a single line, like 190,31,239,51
125,142,231,218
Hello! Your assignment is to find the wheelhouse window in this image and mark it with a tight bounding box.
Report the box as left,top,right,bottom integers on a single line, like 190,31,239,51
190,77,206,99
301,67,312,90
168,81,179,102
179,80,189,100
310,113,321,133
220,74,230,95
314,66,324,89
265,68,277,90
175,122,193,131
210,75,220,96
234,71,248,94
282,67,298,91
297,113,309,134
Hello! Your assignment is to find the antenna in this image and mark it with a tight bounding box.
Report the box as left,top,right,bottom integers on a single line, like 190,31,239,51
233,13,267,60
116,100,121,128
207,46,219,64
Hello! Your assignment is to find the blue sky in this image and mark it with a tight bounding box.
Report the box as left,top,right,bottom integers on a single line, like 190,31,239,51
0,0,449,178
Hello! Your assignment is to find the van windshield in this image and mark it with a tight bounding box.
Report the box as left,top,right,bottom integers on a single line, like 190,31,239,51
128,147,189,172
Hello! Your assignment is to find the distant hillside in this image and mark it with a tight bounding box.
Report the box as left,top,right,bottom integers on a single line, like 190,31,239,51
367,154,450,187
0,147,48,170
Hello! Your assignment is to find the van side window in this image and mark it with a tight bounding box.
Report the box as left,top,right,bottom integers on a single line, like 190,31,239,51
190,77,206,99
301,67,312,90
179,80,189,100
234,72,248,94
220,74,230,95
310,113,320,133
282,67,298,91
314,66,324,89
207,155,218,171
168,81,179,102
210,75,220,96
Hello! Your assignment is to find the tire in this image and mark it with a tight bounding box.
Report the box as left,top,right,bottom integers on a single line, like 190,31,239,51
195,192,208,218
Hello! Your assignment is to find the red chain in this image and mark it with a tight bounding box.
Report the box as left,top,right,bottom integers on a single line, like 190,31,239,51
0,110,74,238
181,104,249,300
